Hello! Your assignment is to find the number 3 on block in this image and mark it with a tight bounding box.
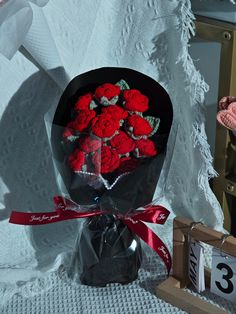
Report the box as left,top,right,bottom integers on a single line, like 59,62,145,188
211,248,236,302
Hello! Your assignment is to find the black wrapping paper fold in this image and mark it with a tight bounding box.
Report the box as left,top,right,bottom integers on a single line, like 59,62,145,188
70,216,142,286
50,67,173,286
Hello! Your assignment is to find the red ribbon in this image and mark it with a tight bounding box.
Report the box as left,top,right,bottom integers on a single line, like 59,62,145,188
9,196,172,274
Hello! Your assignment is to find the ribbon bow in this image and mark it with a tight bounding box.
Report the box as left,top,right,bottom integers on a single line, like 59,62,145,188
9,196,172,274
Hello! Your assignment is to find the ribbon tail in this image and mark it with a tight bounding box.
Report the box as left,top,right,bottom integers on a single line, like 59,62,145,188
131,205,170,224
9,206,106,225
9,211,62,225
123,219,172,274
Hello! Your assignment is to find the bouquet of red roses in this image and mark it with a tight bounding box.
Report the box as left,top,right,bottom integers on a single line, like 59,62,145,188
10,67,173,287
52,68,173,286
63,80,160,187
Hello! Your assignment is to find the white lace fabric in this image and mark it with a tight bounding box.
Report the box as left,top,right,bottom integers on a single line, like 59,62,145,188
0,0,233,312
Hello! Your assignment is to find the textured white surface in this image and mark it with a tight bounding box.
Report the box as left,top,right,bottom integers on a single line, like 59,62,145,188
0,0,49,59
0,0,231,312
1,245,236,314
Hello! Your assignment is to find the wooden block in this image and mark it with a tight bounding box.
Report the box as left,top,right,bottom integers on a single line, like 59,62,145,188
174,217,236,256
156,276,228,314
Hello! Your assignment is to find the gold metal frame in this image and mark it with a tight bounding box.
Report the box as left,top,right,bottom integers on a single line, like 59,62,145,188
195,16,236,232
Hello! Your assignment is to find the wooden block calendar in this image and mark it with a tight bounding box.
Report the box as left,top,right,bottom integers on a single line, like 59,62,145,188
156,217,236,314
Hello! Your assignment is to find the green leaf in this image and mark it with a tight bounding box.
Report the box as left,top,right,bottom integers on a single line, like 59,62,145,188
100,95,119,106
115,79,130,90
63,135,79,142
145,116,160,137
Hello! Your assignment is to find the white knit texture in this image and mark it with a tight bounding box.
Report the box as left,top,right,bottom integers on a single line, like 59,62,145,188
0,0,233,312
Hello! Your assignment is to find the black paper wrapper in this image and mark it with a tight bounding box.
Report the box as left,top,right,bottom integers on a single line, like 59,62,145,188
69,215,142,286
50,67,173,286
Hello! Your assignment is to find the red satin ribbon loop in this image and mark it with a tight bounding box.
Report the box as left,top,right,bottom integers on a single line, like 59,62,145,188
9,196,172,274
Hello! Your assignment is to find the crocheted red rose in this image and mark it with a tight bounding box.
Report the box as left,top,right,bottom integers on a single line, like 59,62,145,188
91,113,120,138
95,83,120,100
74,93,93,111
71,109,96,132
118,157,140,173
79,136,102,153
92,145,120,173
123,89,149,112
68,149,86,171
101,105,128,121
110,131,135,154
135,139,157,157
126,115,152,136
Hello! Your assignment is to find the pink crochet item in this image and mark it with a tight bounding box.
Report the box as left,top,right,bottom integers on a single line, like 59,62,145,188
228,102,236,116
219,96,236,110
217,110,236,131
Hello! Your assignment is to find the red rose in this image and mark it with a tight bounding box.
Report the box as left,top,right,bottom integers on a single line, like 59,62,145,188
68,149,86,171
91,113,120,138
74,93,93,111
123,89,149,112
101,105,128,121
92,145,120,174
79,136,102,153
110,131,135,154
118,157,140,173
95,83,120,100
126,115,153,136
72,109,96,132
135,139,158,157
